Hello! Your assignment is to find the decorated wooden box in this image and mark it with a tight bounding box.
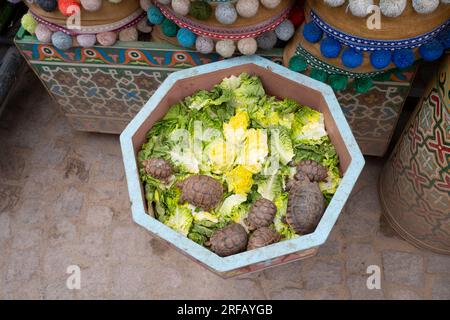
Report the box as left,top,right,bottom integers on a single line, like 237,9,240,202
120,56,365,277
15,27,416,156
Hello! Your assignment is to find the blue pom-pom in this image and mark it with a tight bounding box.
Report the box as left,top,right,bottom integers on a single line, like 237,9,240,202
177,28,197,48
320,37,342,58
437,28,450,49
419,40,444,62
147,5,164,25
370,50,391,69
341,48,363,69
303,22,323,43
392,49,415,69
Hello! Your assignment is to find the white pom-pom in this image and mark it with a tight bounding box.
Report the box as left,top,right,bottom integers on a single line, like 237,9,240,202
195,36,214,54
136,18,153,33
237,38,257,55
348,0,374,17
260,0,282,9
379,0,406,17
172,0,190,16
236,0,259,18
215,3,238,25
324,0,346,7
412,0,439,14
216,40,236,58
139,0,152,11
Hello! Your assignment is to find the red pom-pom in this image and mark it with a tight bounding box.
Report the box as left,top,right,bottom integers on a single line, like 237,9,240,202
58,0,80,16
289,4,305,27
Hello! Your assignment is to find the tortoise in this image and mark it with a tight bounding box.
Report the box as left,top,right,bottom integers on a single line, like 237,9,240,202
244,198,277,231
247,227,281,251
176,175,223,211
285,171,326,235
295,159,328,182
142,157,173,181
206,223,248,257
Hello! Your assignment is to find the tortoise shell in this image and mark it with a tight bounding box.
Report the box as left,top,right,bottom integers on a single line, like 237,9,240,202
142,158,173,180
245,198,277,231
177,175,223,211
208,223,248,257
296,160,328,182
286,180,326,235
247,227,281,251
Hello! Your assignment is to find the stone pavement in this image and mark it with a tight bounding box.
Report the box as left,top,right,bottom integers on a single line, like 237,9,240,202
0,70,449,300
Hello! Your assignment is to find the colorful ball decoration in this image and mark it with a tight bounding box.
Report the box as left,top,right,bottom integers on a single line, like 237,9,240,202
136,17,153,33
353,77,373,94
341,48,363,68
274,20,295,41
288,55,307,72
379,0,407,17
437,28,450,48
172,0,190,16
310,68,328,82
35,24,52,43
177,28,197,47
236,0,259,18
260,0,282,9
324,0,346,7
161,18,179,37
97,31,117,46
36,0,58,12
412,0,440,14
256,30,277,50
392,49,415,68
303,22,323,43
216,40,236,58
215,3,238,25
237,38,257,55
21,13,38,35
195,36,214,54
58,0,81,17
419,39,444,61
119,27,138,41
320,37,342,58
370,50,391,69
80,0,101,11
348,0,374,17
189,1,212,20
76,34,96,47
289,5,305,27
140,0,152,11
328,74,348,91
148,5,165,24
51,31,72,50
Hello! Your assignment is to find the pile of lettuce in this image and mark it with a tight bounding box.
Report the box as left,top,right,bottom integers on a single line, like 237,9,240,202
138,73,341,246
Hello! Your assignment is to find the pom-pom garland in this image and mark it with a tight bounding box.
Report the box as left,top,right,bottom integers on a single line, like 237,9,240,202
189,1,212,20
392,49,415,69
328,74,349,91
148,5,165,24
274,20,295,41
412,0,440,14
177,28,197,47
35,24,53,43
379,0,406,18
195,36,215,54
119,27,138,42
341,48,363,68
215,3,238,25
136,18,153,33
256,30,278,50
288,4,305,27
288,55,307,72
51,31,72,50
161,18,179,37
310,69,328,82
216,40,236,58
419,39,444,61
370,50,392,69
21,13,38,35
303,22,323,43
140,0,152,11
348,0,374,18
96,31,117,46
76,34,96,47
172,0,190,16
237,38,257,55
36,0,58,12
320,37,342,58
236,0,259,19
437,28,450,48
353,77,373,94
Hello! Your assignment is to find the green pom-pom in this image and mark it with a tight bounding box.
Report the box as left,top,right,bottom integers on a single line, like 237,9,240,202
21,13,38,35
289,55,307,72
372,71,391,82
329,74,348,91
189,1,212,20
353,77,373,93
310,68,328,83
161,19,179,37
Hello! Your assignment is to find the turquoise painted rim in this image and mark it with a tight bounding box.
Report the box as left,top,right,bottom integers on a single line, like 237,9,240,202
120,55,365,273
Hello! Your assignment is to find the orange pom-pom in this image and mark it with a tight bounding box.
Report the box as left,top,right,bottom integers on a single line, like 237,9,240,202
58,0,81,16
